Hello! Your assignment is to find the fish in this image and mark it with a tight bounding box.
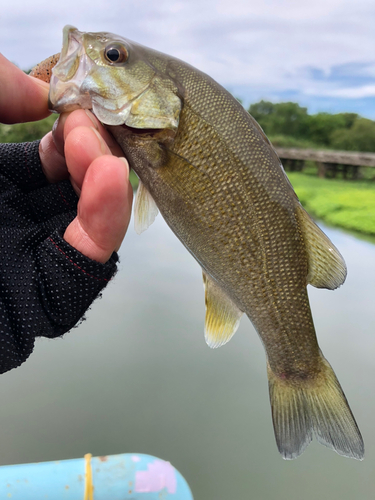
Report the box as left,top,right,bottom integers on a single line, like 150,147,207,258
31,25,364,460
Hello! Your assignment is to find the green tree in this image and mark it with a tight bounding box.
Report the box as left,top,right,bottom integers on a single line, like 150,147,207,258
248,100,375,152
306,113,347,146
339,112,358,129
248,101,309,138
249,100,275,121
330,117,375,152
248,100,275,134
271,102,309,138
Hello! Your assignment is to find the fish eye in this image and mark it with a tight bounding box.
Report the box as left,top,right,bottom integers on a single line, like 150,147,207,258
104,44,128,64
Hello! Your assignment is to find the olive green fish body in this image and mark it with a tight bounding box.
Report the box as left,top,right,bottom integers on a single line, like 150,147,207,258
111,62,320,380
39,26,363,460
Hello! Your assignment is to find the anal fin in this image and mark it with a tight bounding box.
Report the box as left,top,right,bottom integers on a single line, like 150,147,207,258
134,180,159,234
203,271,243,348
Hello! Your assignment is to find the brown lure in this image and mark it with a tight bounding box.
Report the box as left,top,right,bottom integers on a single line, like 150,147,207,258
30,53,60,83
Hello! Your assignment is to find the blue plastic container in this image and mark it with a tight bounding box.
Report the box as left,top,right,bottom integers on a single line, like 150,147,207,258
0,452,193,499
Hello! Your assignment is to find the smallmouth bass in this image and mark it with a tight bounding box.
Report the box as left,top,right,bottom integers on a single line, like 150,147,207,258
31,26,364,460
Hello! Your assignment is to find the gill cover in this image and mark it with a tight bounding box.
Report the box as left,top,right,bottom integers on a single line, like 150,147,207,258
49,25,181,129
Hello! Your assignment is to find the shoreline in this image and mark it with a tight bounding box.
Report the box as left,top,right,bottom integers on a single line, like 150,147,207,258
287,172,375,238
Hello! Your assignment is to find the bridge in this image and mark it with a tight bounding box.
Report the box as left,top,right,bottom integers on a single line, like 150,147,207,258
275,148,375,179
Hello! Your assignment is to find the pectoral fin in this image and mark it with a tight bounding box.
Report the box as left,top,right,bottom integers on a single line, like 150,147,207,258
203,271,243,348
296,204,347,289
134,181,159,234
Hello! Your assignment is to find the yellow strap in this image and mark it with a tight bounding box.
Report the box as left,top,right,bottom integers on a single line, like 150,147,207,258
84,453,94,500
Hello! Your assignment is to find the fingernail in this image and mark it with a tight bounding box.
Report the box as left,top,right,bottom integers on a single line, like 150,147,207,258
52,115,59,132
90,127,110,155
119,157,130,175
52,114,67,155
85,109,99,129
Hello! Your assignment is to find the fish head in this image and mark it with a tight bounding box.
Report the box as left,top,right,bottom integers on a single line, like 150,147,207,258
49,25,181,129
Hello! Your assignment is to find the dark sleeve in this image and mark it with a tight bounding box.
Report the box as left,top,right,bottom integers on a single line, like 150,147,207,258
0,141,118,374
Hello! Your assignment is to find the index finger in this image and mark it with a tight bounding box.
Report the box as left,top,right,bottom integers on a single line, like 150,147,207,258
53,109,124,158
0,53,50,124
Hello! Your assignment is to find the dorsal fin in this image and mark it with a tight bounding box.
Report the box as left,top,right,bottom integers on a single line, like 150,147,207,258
203,271,243,348
296,204,347,289
134,180,159,234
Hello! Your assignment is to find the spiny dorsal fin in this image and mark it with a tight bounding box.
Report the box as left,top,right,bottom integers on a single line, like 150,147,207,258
296,204,347,289
203,271,243,348
134,180,159,235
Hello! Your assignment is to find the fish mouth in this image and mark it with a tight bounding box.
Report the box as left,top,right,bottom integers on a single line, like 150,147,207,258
61,25,81,62
48,25,154,125
48,25,180,131
48,26,94,113
48,91,92,114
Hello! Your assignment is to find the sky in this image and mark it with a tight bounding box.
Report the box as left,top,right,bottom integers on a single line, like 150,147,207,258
1,0,375,118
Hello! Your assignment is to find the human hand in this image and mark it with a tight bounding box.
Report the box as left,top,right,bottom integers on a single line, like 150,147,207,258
0,54,132,264
0,55,133,372
40,109,133,263
0,53,50,124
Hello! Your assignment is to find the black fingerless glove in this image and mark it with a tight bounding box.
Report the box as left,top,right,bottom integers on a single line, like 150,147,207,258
0,141,118,374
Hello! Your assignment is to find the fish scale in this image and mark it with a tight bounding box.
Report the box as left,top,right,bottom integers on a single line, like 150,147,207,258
126,73,319,372
33,25,364,461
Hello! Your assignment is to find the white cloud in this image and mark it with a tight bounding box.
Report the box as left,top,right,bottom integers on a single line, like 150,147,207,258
321,85,375,98
0,0,374,112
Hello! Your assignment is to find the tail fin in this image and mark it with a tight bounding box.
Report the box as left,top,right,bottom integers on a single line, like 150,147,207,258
267,357,364,460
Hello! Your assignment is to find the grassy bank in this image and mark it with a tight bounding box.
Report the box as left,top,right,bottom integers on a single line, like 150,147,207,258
2,117,374,238
0,115,57,143
287,172,375,236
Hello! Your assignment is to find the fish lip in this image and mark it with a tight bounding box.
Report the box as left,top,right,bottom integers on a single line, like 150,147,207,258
61,25,81,59
48,83,93,113
48,27,94,113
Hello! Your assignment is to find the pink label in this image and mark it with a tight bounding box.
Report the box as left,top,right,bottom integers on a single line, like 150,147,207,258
135,459,177,494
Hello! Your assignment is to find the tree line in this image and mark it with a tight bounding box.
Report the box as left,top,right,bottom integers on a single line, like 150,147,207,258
1,100,375,153
249,101,375,152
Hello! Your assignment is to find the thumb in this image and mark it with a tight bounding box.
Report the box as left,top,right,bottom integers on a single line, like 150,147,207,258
0,53,50,124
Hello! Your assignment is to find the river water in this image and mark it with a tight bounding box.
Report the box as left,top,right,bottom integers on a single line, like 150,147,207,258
0,214,374,499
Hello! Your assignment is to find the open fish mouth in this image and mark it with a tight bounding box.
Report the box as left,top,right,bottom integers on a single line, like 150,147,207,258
47,25,163,127
48,85,93,114
48,26,94,114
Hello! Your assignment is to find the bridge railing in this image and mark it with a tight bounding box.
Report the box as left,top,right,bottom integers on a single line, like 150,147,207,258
275,148,375,179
